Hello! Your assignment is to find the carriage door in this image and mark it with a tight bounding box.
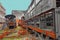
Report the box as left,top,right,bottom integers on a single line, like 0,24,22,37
55,8,60,40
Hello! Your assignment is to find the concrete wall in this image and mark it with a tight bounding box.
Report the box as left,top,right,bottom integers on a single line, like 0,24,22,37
12,10,24,19
12,10,25,26
0,4,5,22
0,4,5,30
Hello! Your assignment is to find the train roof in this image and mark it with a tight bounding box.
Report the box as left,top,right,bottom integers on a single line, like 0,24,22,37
5,15,16,18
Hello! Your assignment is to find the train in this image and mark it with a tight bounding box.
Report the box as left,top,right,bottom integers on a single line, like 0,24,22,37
2,15,16,32
19,7,60,40
5,15,16,29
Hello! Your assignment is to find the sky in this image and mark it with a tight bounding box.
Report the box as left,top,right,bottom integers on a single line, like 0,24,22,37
0,0,31,15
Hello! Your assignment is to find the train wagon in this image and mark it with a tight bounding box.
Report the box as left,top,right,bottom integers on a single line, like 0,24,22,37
5,15,16,29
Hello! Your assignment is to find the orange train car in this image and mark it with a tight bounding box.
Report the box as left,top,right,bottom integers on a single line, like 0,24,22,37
18,20,56,39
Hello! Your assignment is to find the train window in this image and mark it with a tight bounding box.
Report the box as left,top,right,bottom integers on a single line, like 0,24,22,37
40,11,54,29
46,16,53,21
40,14,46,29
46,23,51,26
40,14,45,21
56,0,60,7
9,26,15,29
36,34,39,37
36,24,39,27
45,11,54,29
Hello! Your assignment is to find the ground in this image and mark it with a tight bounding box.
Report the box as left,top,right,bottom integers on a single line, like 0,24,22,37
0,26,38,40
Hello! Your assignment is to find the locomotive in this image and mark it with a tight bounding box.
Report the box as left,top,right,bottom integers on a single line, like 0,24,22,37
5,15,16,30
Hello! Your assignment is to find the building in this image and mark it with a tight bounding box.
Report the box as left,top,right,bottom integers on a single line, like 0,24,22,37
12,10,25,26
23,0,60,40
0,3,6,30
12,10,25,19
